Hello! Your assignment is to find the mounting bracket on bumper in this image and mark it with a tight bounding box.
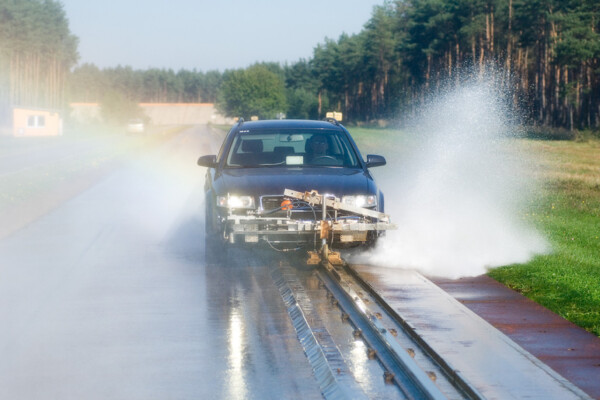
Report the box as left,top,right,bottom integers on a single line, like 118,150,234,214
222,189,397,260
283,189,396,264
283,189,392,223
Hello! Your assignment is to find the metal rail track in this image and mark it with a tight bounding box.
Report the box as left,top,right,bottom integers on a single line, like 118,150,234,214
315,260,484,400
267,248,483,400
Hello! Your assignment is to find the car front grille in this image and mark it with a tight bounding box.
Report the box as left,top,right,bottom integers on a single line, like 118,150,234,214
260,195,286,212
259,195,318,220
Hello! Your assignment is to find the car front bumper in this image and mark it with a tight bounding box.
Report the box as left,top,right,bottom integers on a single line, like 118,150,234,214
217,189,396,248
224,214,395,246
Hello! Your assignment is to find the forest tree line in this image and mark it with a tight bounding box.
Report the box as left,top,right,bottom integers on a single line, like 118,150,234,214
67,64,223,105
306,0,600,130
2,0,599,131
0,0,78,124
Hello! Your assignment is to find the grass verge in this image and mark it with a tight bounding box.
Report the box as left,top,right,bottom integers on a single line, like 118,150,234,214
487,139,600,336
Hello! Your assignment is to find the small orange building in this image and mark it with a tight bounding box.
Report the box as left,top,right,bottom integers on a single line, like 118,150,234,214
13,107,63,137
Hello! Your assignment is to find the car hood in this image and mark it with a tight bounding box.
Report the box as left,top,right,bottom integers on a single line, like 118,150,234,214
215,167,375,198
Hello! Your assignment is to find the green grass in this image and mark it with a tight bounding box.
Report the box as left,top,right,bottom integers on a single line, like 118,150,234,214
488,140,600,336
346,126,408,156
348,126,600,336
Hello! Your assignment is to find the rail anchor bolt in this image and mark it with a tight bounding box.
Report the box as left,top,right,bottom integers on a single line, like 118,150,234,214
383,371,395,384
367,348,377,359
306,251,321,265
427,371,437,382
327,251,343,266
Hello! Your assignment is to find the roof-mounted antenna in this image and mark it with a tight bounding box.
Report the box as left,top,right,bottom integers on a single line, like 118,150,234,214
237,117,244,125
324,117,339,125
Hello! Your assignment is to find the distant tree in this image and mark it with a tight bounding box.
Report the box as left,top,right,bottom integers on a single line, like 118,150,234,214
0,0,78,121
284,59,323,119
255,62,286,80
551,1,600,128
67,64,223,105
67,63,106,102
177,69,201,102
99,90,144,126
199,70,222,103
286,88,320,119
217,65,287,119
363,4,398,118
284,59,320,94
311,38,342,118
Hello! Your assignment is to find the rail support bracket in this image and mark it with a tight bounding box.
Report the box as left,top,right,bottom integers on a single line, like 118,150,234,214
327,251,343,266
306,251,321,265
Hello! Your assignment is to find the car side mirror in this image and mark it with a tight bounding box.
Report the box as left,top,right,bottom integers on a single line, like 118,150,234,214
197,155,217,168
366,154,386,168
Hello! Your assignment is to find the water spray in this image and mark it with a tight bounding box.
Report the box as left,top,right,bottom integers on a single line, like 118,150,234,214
353,71,549,278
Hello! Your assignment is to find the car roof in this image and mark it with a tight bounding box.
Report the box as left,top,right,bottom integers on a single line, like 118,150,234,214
236,119,343,131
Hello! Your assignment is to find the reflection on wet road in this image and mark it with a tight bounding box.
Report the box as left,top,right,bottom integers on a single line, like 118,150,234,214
204,250,323,399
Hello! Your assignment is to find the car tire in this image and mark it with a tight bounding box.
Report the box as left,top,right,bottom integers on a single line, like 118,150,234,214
204,197,225,263
365,230,382,249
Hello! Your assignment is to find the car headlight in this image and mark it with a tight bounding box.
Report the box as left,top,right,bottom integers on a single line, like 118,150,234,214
217,195,255,209
342,195,377,208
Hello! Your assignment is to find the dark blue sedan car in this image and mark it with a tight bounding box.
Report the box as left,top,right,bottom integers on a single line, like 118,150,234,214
197,119,393,254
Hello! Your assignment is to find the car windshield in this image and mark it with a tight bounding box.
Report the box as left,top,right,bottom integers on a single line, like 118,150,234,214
225,129,360,168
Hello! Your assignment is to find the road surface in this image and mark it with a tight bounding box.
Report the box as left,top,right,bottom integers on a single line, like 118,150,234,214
0,126,325,399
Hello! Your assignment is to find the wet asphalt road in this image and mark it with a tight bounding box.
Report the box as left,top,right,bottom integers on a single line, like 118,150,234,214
0,127,326,399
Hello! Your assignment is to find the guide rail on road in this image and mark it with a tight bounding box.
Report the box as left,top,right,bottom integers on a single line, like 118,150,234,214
314,259,483,399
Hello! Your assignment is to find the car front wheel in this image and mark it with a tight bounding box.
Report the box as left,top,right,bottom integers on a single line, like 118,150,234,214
204,196,225,262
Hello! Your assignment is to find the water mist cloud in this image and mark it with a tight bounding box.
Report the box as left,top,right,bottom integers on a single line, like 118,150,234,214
356,75,549,278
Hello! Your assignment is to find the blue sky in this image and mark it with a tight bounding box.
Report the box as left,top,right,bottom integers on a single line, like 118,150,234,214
60,0,384,72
